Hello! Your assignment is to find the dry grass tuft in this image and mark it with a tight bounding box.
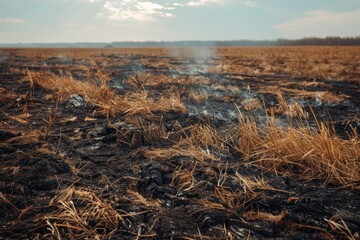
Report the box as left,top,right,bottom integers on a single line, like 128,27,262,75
233,172,279,193
325,215,358,240
316,92,348,105
243,211,285,224
242,98,261,112
186,124,227,152
188,90,208,103
276,92,308,119
126,190,162,208
172,163,201,193
45,186,123,239
144,124,225,163
232,117,360,188
144,145,217,163
26,71,186,117
214,186,246,209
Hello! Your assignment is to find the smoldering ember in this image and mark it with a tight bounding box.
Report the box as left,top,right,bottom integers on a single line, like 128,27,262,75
0,46,359,239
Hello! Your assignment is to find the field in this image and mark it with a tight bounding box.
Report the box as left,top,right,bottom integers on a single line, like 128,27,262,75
0,46,359,239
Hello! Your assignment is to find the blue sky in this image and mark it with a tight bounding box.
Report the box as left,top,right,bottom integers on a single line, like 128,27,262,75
0,0,359,43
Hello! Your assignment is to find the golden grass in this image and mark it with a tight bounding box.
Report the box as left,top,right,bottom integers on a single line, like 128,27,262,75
233,172,279,194
325,215,357,240
241,98,261,112
26,71,186,117
0,91,25,103
188,90,208,103
126,190,162,208
232,117,360,188
143,145,218,163
45,186,123,239
210,84,240,93
214,187,246,209
0,129,42,145
260,86,348,105
172,163,201,193
186,124,227,152
243,211,285,224
276,92,308,119
126,74,175,88
144,123,226,163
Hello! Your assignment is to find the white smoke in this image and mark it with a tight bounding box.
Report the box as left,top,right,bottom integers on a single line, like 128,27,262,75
168,46,216,75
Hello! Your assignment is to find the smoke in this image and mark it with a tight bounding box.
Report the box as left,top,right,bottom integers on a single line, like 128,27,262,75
167,46,216,75
0,55,7,63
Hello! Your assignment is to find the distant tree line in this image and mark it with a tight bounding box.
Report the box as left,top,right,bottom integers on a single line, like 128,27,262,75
275,37,360,46
1,37,360,48
109,37,360,47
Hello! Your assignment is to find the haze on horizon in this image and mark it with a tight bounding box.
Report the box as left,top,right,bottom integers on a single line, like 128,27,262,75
0,0,359,43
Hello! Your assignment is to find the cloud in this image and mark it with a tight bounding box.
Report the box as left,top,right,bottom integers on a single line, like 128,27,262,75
96,0,226,21
103,1,173,21
183,0,224,7
274,10,360,38
0,18,24,23
241,0,257,7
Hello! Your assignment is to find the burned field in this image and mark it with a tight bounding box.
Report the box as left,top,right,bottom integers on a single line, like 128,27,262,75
0,47,359,239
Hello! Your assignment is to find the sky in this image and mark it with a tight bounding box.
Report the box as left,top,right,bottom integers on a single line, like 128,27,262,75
0,0,359,43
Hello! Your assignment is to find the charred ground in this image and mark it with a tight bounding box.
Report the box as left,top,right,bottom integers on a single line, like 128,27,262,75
0,47,359,239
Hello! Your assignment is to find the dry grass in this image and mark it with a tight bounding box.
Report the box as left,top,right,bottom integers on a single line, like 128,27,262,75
188,90,208,103
243,211,285,224
44,186,124,239
233,172,279,194
316,91,348,105
126,74,174,88
0,129,42,145
231,116,360,188
276,92,308,119
241,98,261,112
0,91,25,103
211,84,240,93
26,71,186,117
260,86,348,105
325,215,358,240
172,163,201,193
213,46,360,80
186,124,227,152
144,123,226,163
214,187,246,209
126,190,162,208
143,145,218,163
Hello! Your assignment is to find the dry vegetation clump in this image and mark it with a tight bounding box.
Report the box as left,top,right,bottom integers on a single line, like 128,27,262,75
315,91,348,105
185,124,227,152
126,74,196,89
243,211,285,224
261,85,349,106
171,163,201,194
144,124,226,163
158,90,187,114
26,71,186,117
0,88,26,104
231,116,360,188
214,46,360,80
123,116,168,144
0,129,43,146
275,92,308,119
126,74,175,88
241,98,261,112
188,90,208,103
210,83,240,93
143,143,218,164
44,186,124,240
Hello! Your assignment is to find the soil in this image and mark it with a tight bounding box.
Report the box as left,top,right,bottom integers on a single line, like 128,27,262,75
0,47,359,239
